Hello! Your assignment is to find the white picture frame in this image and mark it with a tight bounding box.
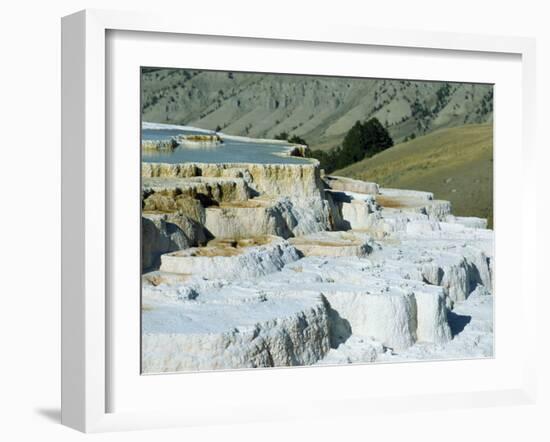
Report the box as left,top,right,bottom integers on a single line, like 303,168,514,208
61,9,538,433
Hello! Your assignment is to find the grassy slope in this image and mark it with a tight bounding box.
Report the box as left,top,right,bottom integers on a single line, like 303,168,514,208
334,124,494,227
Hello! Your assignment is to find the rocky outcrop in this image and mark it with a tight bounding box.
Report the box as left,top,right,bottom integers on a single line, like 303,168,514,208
142,213,207,271
204,197,331,240
141,163,331,270
272,245,453,350
204,199,293,239
327,186,456,236
413,289,452,344
143,176,253,205
326,190,378,230
323,290,418,350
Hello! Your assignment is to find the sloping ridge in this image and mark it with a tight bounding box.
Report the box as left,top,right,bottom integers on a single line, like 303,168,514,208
141,69,493,149
334,124,493,226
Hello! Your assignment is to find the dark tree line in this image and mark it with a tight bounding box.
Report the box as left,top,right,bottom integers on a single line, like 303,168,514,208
309,118,393,173
274,118,393,173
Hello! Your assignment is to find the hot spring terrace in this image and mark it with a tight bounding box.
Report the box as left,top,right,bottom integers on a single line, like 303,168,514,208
141,160,493,372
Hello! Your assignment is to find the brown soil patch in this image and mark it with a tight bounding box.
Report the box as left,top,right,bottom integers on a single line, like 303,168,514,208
143,272,190,286
208,236,273,248
375,195,411,209
190,247,242,257
187,236,274,257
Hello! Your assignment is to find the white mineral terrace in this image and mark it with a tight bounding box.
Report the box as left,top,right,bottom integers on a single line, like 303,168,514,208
176,133,224,148
141,162,494,373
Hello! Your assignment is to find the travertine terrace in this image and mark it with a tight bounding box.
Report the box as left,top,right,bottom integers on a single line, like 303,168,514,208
141,160,493,373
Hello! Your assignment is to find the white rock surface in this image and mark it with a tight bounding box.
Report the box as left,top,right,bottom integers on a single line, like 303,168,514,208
324,290,418,350
324,175,379,194
267,253,452,349
414,289,452,344
204,199,293,239
141,160,493,372
378,287,494,362
289,231,374,257
159,236,301,280
316,336,387,365
445,215,488,229
379,187,434,200
202,196,332,239
142,288,330,373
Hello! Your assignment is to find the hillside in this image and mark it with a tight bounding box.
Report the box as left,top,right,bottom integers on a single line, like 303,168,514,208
141,68,493,150
334,124,493,227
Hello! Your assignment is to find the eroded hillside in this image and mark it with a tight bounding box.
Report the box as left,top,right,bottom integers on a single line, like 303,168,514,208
141,69,493,150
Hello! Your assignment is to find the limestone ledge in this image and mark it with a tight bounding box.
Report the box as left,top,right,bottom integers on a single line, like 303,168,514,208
142,176,253,203
324,175,380,195
142,161,324,198
159,235,301,280
204,196,331,240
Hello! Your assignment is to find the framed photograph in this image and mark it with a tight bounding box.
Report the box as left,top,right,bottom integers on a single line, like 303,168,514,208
61,9,537,432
